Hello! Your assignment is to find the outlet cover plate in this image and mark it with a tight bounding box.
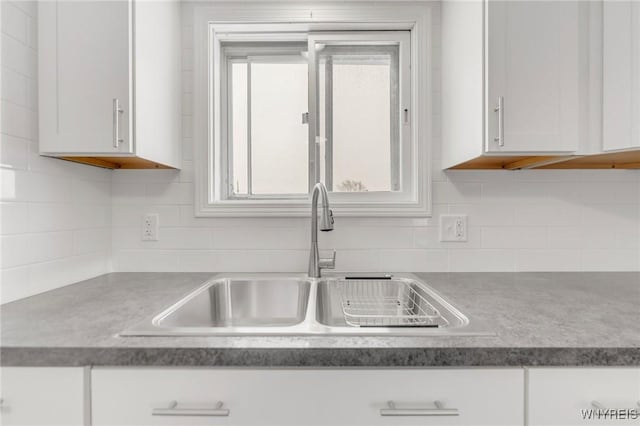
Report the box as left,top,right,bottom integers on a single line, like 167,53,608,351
440,214,468,242
142,213,159,241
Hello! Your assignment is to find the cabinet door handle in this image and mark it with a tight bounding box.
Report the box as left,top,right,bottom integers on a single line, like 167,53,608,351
112,98,124,148
380,400,459,417
152,400,229,417
494,96,504,147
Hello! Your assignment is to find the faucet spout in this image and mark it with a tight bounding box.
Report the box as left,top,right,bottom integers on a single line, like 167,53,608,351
309,182,335,278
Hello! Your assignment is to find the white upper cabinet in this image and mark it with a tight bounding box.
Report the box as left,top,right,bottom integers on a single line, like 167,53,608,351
442,0,589,169
603,1,640,152
38,0,181,169
486,1,583,154
42,1,132,155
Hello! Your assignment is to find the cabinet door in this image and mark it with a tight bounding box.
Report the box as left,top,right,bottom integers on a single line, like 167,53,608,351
0,367,85,426
486,1,584,153
603,1,640,152
528,368,640,426
38,0,132,155
92,368,524,426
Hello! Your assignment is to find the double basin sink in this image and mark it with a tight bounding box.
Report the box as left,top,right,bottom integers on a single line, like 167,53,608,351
121,273,490,336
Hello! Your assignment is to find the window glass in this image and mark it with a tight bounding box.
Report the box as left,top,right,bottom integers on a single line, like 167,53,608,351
250,61,308,195
317,45,400,193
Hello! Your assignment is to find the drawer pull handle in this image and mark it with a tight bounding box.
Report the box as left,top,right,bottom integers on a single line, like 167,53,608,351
152,400,229,417
380,400,459,417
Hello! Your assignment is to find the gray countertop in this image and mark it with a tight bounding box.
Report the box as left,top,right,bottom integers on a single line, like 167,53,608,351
1,272,639,367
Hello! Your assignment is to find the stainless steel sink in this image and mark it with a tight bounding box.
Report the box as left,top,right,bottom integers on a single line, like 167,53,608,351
315,277,469,329
120,273,491,336
155,278,310,328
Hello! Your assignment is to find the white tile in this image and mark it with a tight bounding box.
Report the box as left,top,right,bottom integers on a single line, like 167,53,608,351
111,205,181,227
0,202,29,234
178,250,307,273
0,234,31,268
182,93,193,116
481,227,547,249
1,100,35,139
24,171,72,203
581,203,639,227
514,202,582,227
321,226,415,249
111,169,180,184
547,227,583,249
182,115,193,138
0,265,29,304
146,182,193,205
333,249,381,272
28,203,75,232
433,181,482,203
1,66,28,105
74,204,111,229
1,33,36,77
112,182,147,205
27,231,74,264
377,249,448,272
182,26,193,49
71,178,111,205
1,2,28,43
0,231,70,268
73,228,111,255
211,226,307,249
182,48,193,71
182,137,194,160
182,71,193,94
26,13,36,48
515,249,581,272
0,134,29,169
179,160,194,183
112,249,180,272
11,1,36,18
481,181,579,205
413,226,481,249
449,249,515,272
63,252,110,284
112,227,212,250
449,203,515,227
579,227,640,250
581,249,640,271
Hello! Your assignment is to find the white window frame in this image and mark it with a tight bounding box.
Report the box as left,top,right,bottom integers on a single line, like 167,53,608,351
193,3,432,217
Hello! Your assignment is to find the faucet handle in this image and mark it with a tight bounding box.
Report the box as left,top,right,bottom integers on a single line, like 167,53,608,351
319,250,336,270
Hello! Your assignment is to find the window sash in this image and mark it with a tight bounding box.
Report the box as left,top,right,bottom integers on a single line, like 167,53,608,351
219,31,413,203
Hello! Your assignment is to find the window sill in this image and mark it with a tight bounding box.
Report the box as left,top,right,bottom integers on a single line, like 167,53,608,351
195,198,431,217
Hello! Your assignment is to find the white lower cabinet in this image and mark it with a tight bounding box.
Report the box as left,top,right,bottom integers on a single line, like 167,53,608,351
0,367,86,426
528,368,640,426
91,368,524,426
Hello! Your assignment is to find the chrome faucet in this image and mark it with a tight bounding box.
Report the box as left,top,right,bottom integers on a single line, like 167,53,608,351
308,182,335,278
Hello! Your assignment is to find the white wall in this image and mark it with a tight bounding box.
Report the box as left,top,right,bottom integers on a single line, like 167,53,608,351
110,1,640,274
0,1,111,303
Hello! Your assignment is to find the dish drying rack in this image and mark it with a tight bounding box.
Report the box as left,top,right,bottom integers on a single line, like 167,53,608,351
338,278,444,327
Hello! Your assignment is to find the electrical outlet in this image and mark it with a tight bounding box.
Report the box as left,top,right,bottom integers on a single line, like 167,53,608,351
440,214,468,242
142,213,159,241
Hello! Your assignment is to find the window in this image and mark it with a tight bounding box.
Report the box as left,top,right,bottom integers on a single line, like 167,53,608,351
194,6,431,216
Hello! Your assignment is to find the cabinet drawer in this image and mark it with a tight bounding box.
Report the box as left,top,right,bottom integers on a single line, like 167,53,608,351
92,368,523,426
528,368,640,426
0,367,85,426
